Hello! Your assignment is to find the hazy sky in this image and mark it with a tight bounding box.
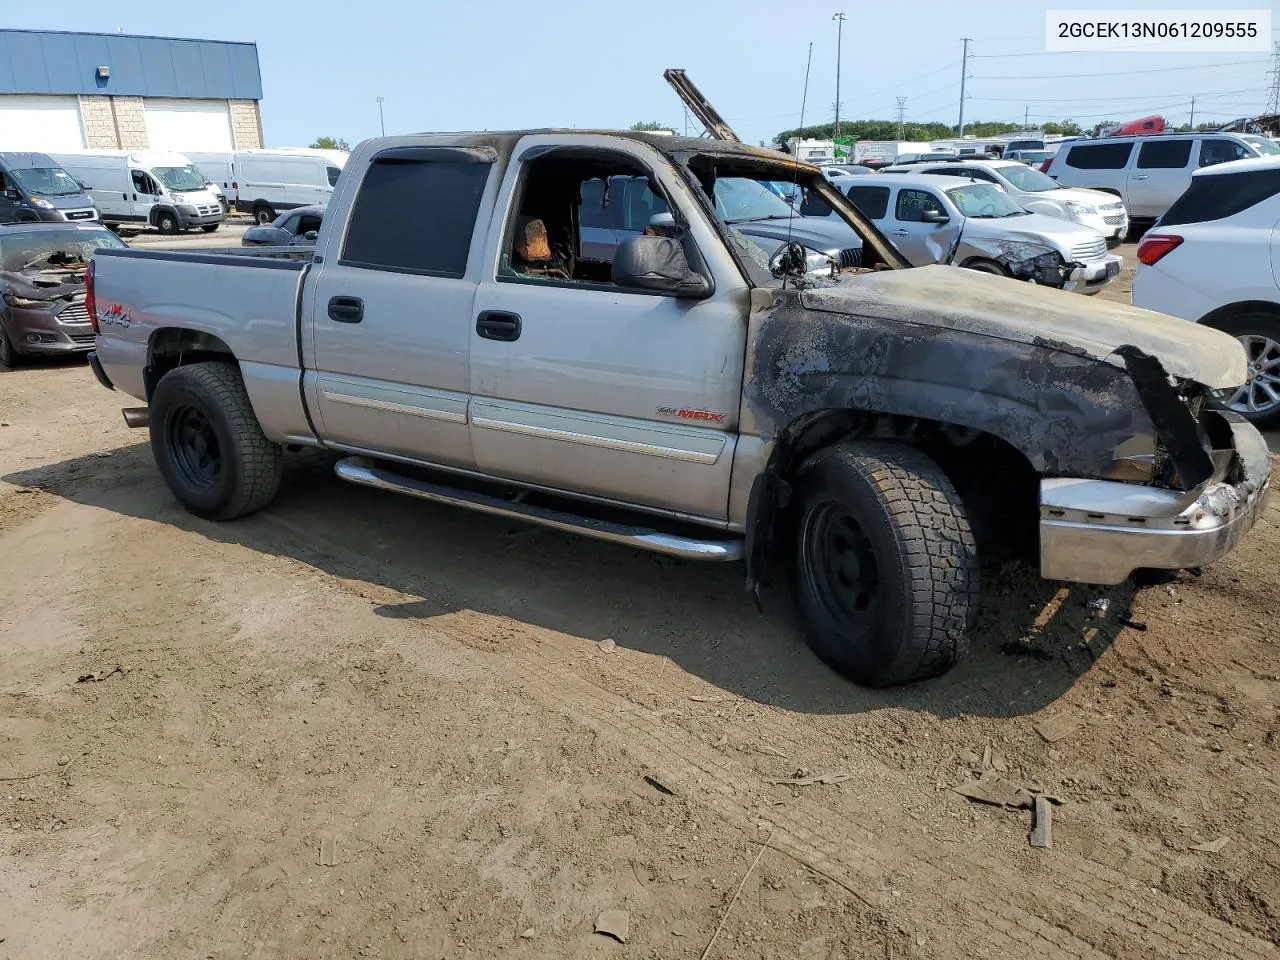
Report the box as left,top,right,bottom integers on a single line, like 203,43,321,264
7,0,1278,147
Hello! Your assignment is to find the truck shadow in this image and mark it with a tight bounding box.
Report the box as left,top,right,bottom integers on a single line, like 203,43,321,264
5,443,1142,719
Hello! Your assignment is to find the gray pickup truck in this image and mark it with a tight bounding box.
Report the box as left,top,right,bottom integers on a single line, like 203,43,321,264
85,130,1271,687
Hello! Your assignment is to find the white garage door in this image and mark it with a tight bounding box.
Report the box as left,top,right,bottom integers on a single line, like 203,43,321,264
0,96,84,150
144,100,234,152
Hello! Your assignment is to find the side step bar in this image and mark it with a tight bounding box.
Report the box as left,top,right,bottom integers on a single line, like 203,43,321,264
334,456,744,562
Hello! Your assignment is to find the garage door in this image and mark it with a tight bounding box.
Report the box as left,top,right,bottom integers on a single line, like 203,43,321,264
0,96,84,150
144,100,234,152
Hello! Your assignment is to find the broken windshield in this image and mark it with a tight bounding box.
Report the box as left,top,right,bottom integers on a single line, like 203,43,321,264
0,227,126,273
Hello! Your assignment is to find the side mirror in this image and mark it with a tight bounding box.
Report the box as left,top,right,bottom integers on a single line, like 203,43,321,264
921,208,950,225
303,230,319,242
3,188,18,200
611,235,711,299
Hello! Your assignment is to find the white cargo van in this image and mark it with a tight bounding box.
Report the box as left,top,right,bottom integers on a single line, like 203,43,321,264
47,150,225,234
186,151,235,212
232,149,345,223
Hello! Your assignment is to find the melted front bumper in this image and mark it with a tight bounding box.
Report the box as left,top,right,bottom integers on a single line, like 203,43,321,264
1040,414,1271,584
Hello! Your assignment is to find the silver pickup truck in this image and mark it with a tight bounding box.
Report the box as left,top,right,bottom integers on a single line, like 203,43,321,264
84,130,1271,687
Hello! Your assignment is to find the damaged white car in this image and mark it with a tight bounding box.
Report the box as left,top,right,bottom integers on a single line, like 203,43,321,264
836,174,1123,294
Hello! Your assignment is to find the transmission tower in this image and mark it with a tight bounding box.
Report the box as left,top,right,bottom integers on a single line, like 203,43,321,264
1268,42,1280,117
896,97,908,138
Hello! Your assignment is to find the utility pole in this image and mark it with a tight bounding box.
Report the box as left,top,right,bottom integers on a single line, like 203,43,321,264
1189,96,1196,130
832,12,847,140
896,97,908,139
683,105,689,137
958,38,972,138
1024,106,1030,131
376,97,386,137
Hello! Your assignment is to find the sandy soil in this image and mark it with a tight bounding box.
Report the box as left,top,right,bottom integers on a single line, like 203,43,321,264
1,258,1278,958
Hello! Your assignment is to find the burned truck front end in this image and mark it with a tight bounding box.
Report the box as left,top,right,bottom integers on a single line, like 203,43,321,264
744,265,1270,587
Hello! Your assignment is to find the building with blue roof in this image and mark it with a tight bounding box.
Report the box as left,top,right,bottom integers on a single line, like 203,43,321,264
0,29,263,152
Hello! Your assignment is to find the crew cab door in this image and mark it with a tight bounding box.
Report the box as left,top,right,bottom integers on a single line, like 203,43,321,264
467,135,749,521
302,145,496,468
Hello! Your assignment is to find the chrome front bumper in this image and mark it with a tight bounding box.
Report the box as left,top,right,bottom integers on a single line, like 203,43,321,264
1040,416,1271,584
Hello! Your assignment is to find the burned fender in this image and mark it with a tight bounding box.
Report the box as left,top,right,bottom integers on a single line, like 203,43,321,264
747,288,1153,474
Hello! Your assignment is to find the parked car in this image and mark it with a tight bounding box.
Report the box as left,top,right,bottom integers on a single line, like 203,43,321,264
0,222,127,367
581,174,862,269
1004,149,1055,166
1133,155,1280,427
885,158,1128,245
0,152,99,224
241,205,325,246
835,173,1122,293
821,164,876,179
1044,132,1280,227
85,129,1266,688
47,150,225,234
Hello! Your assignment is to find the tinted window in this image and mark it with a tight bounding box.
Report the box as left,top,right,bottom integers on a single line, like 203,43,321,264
620,178,669,231
1160,168,1280,226
846,185,890,219
1137,140,1192,169
341,159,489,276
1199,139,1252,168
799,188,834,217
1065,143,1133,169
578,178,618,230
326,165,341,187
895,188,944,222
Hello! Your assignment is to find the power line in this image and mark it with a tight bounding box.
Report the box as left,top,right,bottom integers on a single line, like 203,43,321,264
970,86,1265,104
975,57,1268,81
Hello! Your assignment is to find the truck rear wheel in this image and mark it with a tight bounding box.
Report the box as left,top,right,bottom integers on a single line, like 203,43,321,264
149,361,283,520
788,441,977,687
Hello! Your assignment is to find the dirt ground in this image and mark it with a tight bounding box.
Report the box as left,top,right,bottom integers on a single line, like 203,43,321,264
1,248,1278,959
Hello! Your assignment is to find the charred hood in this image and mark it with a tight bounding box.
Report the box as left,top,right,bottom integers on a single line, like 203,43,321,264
801,265,1245,389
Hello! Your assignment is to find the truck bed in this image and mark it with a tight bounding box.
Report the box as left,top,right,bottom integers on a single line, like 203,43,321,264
90,246,313,443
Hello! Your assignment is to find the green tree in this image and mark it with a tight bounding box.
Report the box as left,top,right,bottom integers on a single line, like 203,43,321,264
310,136,351,151
629,121,672,132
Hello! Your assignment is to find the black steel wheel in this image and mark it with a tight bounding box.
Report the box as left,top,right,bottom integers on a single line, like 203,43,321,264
156,211,179,234
149,361,283,520
787,441,977,686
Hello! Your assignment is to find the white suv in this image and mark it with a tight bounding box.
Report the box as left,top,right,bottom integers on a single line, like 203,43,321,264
1132,155,1280,427
884,158,1127,245
1045,132,1280,228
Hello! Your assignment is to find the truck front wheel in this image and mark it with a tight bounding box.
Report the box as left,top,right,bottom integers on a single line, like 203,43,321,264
788,441,977,687
149,361,283,520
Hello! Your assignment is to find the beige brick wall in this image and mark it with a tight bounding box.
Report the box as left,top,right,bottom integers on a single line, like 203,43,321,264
229,100,263,149
77,96,118,148
111,97,148,149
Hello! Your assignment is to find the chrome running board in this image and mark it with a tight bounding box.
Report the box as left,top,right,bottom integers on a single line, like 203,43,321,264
333,456,744,562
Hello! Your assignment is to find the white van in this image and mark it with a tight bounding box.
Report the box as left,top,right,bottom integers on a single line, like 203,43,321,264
232,149,345,223
185,151,234,212
47,150,225,234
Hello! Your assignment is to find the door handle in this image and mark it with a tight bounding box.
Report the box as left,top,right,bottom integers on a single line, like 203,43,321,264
1132,175,1148,180
327,296,364,323
476,310,521,342
890,229,909,236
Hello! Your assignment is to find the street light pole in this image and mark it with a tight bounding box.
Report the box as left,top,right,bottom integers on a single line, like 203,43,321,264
958,38,972,138
376,97,386,137
832,12,846,141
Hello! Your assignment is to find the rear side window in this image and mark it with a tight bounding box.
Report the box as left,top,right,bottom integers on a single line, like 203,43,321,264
1160,168,1280,227
845,185,890,219
325,166,341,187
1198,139,1253,168
1137,140,1192,169
1064,143,1133,170
341,158,489,276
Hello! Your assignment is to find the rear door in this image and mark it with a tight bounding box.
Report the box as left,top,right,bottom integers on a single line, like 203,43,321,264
1129,139,1193,218
303,146,495,468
